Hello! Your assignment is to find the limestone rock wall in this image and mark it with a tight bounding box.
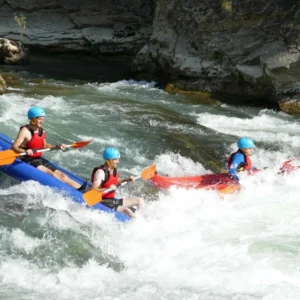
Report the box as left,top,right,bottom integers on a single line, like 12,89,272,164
133,0,300,107
1,0,300,110
0,0,154,54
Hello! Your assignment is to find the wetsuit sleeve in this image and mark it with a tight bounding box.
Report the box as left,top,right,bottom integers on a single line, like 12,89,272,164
228,153,245,180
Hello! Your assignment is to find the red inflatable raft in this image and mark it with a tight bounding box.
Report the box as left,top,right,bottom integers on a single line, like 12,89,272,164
150,172,240,194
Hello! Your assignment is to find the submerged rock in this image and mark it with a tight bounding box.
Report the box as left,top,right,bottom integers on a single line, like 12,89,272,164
165,83,221,105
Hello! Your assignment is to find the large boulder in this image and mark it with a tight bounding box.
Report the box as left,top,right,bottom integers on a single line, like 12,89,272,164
0,38,27,64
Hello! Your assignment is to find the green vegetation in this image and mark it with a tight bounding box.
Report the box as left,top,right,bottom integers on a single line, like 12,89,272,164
221,0,232,13
14,13,26,41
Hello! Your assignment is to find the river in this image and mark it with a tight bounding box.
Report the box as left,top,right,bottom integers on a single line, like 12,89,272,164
0,63,300,299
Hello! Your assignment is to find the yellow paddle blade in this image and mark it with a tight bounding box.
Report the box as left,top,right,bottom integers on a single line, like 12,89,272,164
0,149,20,159
83,190,104,206
141,164,156,180
0,156,19,165
218,185,240,197
0,150,21,166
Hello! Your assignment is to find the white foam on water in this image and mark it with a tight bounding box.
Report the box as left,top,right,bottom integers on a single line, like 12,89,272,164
87,80,158,92
194,110,300,149
155,152,209,176
1,79,300,299
10,229,44,253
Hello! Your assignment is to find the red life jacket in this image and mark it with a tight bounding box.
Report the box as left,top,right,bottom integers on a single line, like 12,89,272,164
227,149,252,171
21,125,46,158
91,165,119,199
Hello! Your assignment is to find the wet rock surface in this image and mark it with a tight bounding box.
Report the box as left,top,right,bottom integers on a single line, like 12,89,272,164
0,0,300,111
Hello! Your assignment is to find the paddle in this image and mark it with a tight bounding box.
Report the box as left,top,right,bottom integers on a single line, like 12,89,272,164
278,160,300,174
83,164,157,206
0,140,92,166
218,184,240,196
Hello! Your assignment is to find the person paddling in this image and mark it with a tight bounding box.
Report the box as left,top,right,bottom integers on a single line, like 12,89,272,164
228,137,256,181
91,147,144,218
11,106,87,191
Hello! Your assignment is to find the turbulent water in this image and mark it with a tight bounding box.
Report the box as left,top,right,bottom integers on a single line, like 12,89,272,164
0,69,300,300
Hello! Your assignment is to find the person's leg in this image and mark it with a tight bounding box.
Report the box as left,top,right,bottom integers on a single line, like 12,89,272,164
118,196,144,217
36,165,81,189
53,170,82,189
101,198,134,218
22,156,84,189
122,196,144,208
43,159,88,190
116,206,135,218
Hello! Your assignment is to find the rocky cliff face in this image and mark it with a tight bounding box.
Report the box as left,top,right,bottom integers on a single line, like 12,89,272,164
134,0,300,108
0,0,300,110
0,0,154,54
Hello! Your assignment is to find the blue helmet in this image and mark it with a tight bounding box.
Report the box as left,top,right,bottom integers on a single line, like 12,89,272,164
103,147,120,160
28,107,46,119
238,137,255,149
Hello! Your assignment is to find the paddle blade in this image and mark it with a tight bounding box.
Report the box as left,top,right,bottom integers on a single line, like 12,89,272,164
0,150,20,166
83,189,104,206
70,140,93,149
0,156,18,165
218,185,240,196
279,160,296,174
141,164,156,180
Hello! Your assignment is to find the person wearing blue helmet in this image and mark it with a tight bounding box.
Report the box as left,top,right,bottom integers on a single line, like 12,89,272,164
227,137,256,181
11,107,87,191
91,147,144,218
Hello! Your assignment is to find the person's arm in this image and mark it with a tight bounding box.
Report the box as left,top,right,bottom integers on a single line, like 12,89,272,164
11,128,31,154
44,138,65,150
91,169,113,192
228,153,245,181
117,175,135,186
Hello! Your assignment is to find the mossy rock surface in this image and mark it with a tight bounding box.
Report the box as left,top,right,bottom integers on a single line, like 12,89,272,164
165,83,222,105
279,99,300,113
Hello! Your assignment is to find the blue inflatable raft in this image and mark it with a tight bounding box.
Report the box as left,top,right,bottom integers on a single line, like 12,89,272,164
0,132,130,222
